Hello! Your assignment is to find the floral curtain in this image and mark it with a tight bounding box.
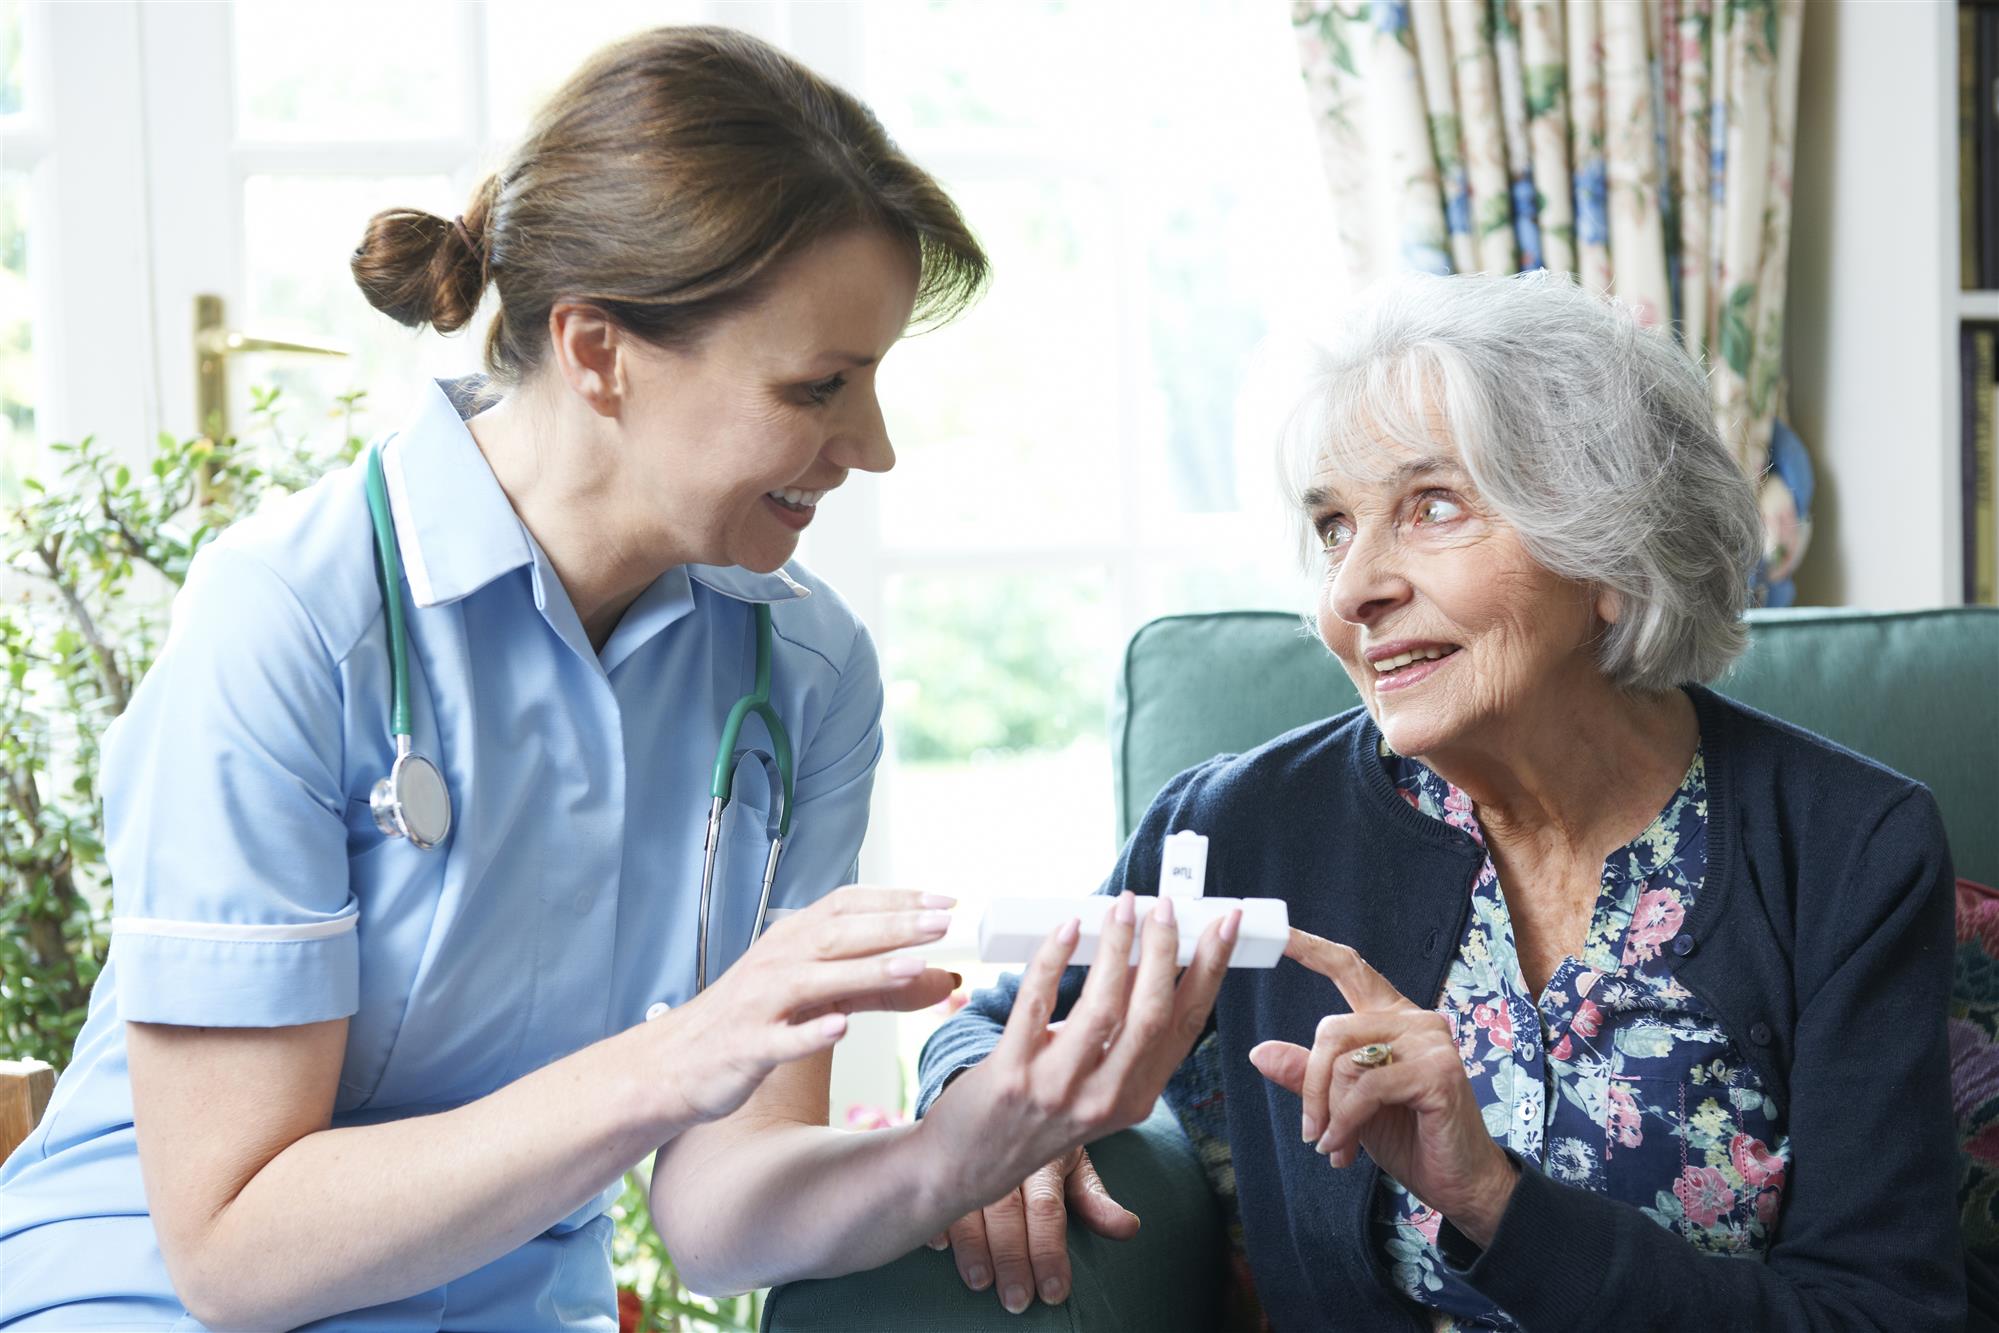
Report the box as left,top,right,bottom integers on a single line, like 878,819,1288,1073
1292,0,1812,605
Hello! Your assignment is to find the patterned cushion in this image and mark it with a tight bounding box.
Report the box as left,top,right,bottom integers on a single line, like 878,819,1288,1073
1953,879,1999,1261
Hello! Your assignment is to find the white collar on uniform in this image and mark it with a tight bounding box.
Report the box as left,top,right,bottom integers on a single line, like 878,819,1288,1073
687,563,812,604
380,379,535,609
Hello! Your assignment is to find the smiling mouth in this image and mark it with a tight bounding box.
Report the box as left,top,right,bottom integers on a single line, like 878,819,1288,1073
1371,645,1461,678
767,487,826,512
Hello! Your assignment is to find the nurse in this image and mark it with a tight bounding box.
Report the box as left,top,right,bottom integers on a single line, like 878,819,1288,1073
0,24,1237,1332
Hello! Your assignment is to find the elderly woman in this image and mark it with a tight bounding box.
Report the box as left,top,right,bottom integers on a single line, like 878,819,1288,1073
917,272,1964,1329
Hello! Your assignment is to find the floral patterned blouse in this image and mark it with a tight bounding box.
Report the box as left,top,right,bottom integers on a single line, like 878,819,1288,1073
1377,746,1792,1330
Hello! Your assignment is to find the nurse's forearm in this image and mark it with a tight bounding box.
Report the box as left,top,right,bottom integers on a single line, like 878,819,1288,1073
181,1022,679,1331
653,1114,974,1296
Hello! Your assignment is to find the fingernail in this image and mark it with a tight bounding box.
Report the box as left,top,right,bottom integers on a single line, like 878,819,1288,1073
886,955,926,978
921,893,958,908
1040,1278,1065,1304
1116,892,1135,924
1316,1131,1336,1156
818,1014,848,1037
949,972,964,988
918,910,952,934
1059,917,1081,944
967,1265,990,1290
1302,1113,1320,1143
1003,1284,1030,1314
1155,894,1176,926
1221,908,1241,944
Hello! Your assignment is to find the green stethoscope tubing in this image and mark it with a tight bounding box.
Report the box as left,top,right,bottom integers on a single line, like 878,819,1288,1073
698,599,795,992
365,444,414,739
710,604,795,835
364,442,793,990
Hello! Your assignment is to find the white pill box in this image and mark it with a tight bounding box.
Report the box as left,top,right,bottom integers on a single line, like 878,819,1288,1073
976,895,1289,969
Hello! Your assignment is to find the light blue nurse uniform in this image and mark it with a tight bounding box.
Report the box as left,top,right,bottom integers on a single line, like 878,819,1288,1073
0,377,883,1330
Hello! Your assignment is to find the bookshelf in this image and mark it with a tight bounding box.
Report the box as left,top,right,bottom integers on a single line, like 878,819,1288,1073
1787,0,1966,609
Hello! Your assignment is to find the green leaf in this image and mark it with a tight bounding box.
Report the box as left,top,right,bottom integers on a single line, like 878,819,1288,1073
1718,284,1757,378
1524,64,1565,120
1615,1023,1677,1060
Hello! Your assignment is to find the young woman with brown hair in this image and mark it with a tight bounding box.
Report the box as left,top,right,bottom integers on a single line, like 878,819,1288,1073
0,26,1235,1330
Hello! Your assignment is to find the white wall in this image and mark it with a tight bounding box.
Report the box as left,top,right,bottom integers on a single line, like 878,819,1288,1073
1786,0,1959,609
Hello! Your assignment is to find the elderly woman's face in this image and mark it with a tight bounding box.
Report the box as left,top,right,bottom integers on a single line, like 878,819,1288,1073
1308,431,1609,757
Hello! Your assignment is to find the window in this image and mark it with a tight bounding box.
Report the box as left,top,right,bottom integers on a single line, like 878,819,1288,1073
814,0,1338,1102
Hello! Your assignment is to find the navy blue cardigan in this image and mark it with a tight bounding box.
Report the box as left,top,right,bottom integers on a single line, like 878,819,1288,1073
916,686,1965,1331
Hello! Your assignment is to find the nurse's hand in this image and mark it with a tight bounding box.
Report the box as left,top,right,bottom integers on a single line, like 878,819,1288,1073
652,886,960,1127
918,892,1237,1309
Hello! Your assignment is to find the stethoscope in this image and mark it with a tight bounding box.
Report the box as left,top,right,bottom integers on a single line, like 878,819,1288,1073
362,442,795,994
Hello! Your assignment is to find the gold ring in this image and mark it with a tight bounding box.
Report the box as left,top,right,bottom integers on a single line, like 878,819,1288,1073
1350,1042,1393,1069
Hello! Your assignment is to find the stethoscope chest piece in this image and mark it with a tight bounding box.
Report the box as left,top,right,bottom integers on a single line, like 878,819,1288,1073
371,741,453,850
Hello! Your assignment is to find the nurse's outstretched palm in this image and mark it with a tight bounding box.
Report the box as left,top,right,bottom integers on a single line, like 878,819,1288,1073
654,886,959,1125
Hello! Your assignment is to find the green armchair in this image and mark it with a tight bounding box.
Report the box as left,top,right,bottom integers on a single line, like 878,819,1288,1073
763,607,1999,1333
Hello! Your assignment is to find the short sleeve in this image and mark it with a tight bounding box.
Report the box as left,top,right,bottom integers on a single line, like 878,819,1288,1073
104,544,358,1028
764,619,883,913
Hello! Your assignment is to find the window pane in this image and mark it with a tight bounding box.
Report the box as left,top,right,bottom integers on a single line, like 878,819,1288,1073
876,177,1118,549
0,1,25,117
863,0,1117,136
0,171,31,480
241,175,478,444
880,567,1118,892
1123,1,1340,524
235,5,462,140
484,0,708,144
1132,554,1311,625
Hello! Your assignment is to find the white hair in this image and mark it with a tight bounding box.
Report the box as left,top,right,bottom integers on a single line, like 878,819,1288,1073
1278,270,1762,692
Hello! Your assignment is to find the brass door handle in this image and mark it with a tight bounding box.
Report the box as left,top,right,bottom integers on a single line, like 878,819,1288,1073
194,293,347,439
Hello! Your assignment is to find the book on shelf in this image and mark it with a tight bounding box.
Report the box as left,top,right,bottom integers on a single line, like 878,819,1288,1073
1966,325,1997,605
1966,3,1981,289
1980,7,1999,290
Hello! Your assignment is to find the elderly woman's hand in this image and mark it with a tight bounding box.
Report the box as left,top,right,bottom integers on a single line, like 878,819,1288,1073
1248,928,1519,1246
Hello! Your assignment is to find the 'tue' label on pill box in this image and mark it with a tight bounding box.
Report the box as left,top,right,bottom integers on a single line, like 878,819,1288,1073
1160,829,1209,899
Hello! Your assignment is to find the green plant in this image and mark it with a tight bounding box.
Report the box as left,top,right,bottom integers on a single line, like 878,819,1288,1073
611,1168,766,1332
0,386,364,1066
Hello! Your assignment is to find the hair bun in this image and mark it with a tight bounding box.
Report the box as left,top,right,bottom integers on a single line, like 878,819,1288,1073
350,207,485,333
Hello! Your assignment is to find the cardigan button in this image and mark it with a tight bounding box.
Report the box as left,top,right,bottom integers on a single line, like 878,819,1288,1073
1749,1021,1773,1047
1669,933,1696,958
